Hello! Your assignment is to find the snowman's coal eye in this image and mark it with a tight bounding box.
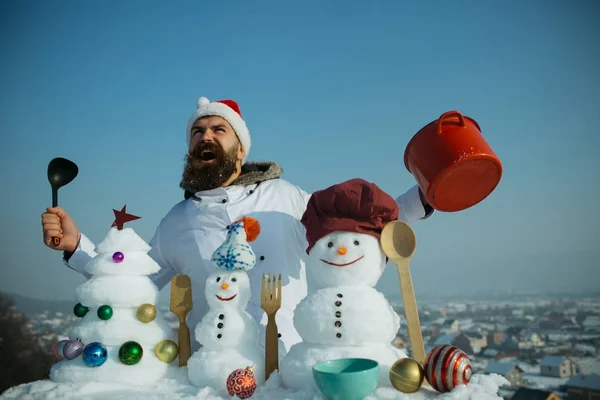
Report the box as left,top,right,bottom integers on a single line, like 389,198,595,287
216,277,221,282
231,278,237,282
354,240,359,245
328,242,333,248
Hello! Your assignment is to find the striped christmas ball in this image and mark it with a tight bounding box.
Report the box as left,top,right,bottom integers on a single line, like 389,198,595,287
424,345,472,393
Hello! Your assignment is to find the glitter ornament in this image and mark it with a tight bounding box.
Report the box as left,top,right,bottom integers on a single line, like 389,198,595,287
62,339,84,360
112,251,125,263
73,303,89,318
424,345,472,393
226,365,257,399
136,303,157,323
82,342,108,367
97,305,113,320
119,341,143,365
155,339,178,363
389,357,424,393
52,339,69,361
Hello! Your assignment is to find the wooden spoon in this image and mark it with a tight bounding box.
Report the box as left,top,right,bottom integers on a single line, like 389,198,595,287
170,274,193,366
381,221,426,365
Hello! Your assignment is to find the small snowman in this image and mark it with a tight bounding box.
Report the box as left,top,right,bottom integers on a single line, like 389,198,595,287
280,178,408,391
187,217,266,394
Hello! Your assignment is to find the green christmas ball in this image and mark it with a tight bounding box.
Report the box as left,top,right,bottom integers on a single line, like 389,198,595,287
119,341,143,365
73,303,89,318
97,305,113,320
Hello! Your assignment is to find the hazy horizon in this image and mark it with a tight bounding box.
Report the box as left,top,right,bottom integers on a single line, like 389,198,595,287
2,247,597,303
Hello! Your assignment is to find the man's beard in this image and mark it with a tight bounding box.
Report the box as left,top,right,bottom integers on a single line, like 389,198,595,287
179,141,239,193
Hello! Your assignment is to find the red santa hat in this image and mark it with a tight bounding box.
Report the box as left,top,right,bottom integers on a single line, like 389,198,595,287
300,178,399,254
186,97,251,164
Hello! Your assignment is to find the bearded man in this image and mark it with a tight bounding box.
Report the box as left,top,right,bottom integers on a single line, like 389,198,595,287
41,96,434,353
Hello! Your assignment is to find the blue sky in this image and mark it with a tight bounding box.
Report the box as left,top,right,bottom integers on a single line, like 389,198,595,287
0,0,598,301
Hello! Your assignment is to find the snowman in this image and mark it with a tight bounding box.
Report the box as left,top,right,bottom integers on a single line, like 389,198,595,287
187,217,266,393
280,178,408,391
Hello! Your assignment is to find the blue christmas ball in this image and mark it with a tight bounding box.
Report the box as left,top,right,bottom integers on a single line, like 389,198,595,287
82,342,107,367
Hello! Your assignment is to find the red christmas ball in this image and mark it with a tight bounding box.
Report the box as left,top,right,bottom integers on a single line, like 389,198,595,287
424,345,472,393
226,365,257,399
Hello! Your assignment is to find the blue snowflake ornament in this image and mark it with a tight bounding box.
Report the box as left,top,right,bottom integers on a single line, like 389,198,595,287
211,220,257,271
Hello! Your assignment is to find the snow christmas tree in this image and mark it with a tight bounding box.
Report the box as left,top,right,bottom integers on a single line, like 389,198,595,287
49,206,179,385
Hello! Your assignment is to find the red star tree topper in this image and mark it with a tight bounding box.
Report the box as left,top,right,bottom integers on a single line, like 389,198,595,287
111,205,141,230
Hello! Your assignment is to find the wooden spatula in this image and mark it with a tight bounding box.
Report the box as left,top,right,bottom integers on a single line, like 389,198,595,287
170,274,193,366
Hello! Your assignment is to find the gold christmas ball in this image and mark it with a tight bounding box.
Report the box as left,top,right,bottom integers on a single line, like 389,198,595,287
389,357,425,393
136,303,157,323
155,339,178,363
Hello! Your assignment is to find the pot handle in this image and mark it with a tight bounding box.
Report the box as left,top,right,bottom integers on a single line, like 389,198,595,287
438,111,465,134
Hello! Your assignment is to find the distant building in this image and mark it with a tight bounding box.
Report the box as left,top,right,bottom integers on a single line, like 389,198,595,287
518,332,545,349
484,362,525,387
540,356,579,378
487,331,506,346
440,318,460,334
573,343,597,357
582,316,600,333
511,387,562,400
469,333,488,354
481,348,500,358
512,309,524,317
564,373,600,400
433,332,473,355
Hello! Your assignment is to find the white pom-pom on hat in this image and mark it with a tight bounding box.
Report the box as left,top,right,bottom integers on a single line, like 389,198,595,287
186,96,251,165
197,97,210,108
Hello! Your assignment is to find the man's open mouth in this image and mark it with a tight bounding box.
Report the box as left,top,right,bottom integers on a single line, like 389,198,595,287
200,150,216,161
216,294,237,301
320,256,364,267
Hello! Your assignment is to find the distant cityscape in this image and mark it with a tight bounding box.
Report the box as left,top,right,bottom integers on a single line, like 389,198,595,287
3,290,600,399
389,292,600,399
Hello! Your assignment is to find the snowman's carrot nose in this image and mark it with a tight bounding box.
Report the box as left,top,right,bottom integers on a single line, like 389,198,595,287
221,283,229,290
337,246,347,255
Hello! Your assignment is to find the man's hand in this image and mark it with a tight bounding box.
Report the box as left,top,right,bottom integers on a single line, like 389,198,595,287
42,207,81,253
418,187,435,218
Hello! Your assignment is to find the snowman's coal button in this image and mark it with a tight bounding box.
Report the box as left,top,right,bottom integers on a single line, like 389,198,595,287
219,314,225,320
260,255,265,261
336,333,342,338
278,333,282,338
335,311,341,318
222,199,227,203
217,323,223,328
337,293,343,298
335,321,342,328
217,334,222,339
335,301,342,307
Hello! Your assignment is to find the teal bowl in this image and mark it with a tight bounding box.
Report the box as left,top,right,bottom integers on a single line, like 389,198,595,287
312,358,379,400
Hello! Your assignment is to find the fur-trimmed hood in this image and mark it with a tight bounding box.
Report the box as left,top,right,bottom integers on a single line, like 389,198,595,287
184,161,283,199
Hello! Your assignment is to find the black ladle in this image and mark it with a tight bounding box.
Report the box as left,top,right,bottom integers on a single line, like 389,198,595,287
47,157,79,246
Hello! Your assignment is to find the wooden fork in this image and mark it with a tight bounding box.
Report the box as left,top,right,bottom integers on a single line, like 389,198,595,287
261,273,281,380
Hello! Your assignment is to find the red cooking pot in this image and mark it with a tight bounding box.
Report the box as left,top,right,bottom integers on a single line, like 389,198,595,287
404,111,502,212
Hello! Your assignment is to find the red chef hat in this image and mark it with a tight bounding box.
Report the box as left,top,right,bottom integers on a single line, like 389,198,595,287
300,178,399,254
